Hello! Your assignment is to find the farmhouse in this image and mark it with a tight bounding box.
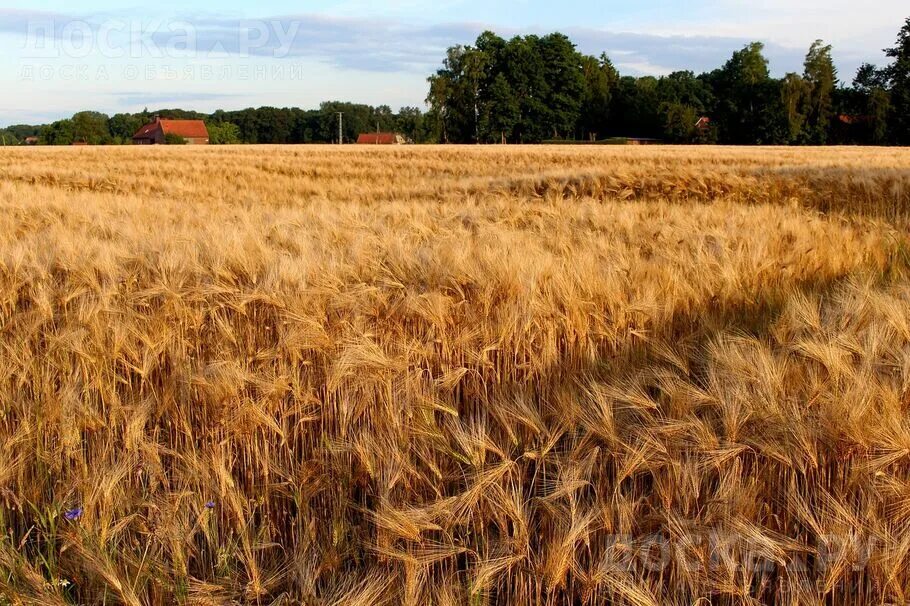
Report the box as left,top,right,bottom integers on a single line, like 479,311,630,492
357,132,407,145
24,137,39,146
133,117,210,145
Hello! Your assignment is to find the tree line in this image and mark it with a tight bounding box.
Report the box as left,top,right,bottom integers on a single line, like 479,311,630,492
426,17,910,145
2,16,908,146
0,103,432,146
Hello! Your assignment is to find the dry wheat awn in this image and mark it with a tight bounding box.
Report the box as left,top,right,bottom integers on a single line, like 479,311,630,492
0,144,909,604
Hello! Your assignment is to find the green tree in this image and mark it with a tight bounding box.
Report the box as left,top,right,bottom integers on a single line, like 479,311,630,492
854,62,889,92
71,111,112,144
849,64,891,144
246,107,294,143
427,31,589,143
651,71,714,142
0,129,20,145
610,76,661,138
462,47,490,142
707,42,783,143
426,45,487,143
802,40,837,144
395,107,427,143
315,102,374,143
109,113,144,142
485,73,520,142
42,119,76,145
661,102,699,142
5,125,40,141
733,42,771,87
578,53,619,141
500,35,549,142
537,33,585,139
370,105,397,133
869,87,892,144
474,31,509,142
885,17,910,144
657,71,713,110
426,73,454,143
780,73,810,142
207,122,241,144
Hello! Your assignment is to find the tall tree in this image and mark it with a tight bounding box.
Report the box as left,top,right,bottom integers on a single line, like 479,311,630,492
474,31,508,142
733,42,771,87
850,64,891,144
885,17,910,144
537,33,585,139
655,71,714,142
395,107,427,143
708,42,776,143
426,71,454,143
661,103,699,142
802,40,837,144
426,45,488,143
485,73,520,143
109,113,144,142
578,54,618,141
461,47,490,143
500,35,549,142
780,73,810,143
67,112,112,145
854,62,889,92
427,32,588,143
610,76,661,138
42,119,76,145
869,88,893,144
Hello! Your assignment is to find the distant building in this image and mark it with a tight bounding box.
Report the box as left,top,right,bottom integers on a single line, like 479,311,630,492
133,117,210,145
693,116,716,143
24,137,39,145
837,114,870,125
624,138,662,145
357,132,407,145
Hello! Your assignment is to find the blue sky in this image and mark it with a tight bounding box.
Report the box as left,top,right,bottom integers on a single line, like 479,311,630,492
2,1,907,126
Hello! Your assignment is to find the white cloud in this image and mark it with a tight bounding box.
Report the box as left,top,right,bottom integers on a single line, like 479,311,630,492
643,1,906,63
2,4,906,125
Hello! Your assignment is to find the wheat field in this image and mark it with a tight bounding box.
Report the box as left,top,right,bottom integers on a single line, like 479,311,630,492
1,145,910,605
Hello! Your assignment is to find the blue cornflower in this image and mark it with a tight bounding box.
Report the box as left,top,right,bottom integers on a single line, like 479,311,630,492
204,501,216,509
63,507,83,521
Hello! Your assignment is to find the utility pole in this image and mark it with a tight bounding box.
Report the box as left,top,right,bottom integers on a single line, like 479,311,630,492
337,112,343,145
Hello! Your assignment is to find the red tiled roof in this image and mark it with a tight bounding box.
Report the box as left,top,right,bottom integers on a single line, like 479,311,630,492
133,119,209,139
357,132,402,144
837,114,871,125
